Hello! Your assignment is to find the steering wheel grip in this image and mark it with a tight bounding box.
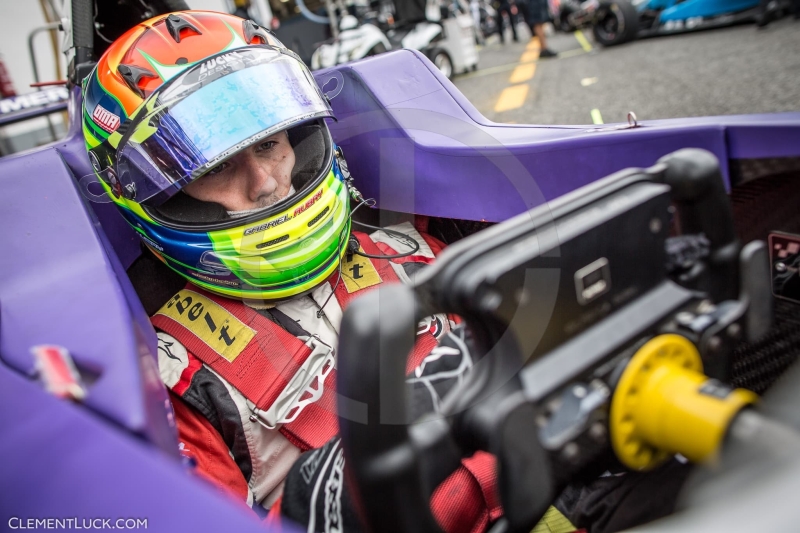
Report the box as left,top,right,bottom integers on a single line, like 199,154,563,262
337,283,450,533
658,148,740,301
338,283,556,533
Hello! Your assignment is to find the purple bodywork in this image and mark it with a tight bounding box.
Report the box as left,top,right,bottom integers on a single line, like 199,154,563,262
1,49,798,530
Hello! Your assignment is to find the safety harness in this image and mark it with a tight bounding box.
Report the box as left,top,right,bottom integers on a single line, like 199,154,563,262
152,229,504,529
153,231,438,450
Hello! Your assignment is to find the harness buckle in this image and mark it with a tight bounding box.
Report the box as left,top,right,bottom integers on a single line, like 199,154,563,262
248,335,336,429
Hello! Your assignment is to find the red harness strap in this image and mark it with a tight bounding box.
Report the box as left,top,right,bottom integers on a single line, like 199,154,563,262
153,232,417,451
153,231,459,451
155,229,500,530
332,231,400,309
287,232,405,448
463,452,502,522
333,232,444,372
152,287,311,411
152,285,338,449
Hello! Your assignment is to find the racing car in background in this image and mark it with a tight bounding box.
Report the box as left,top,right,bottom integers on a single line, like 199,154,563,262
558,0,778,46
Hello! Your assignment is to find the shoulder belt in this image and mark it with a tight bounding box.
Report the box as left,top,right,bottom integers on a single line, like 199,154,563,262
334,231,444,372
153,232,439,451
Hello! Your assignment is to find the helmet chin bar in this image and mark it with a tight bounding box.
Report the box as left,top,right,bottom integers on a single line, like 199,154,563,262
336,149,779,533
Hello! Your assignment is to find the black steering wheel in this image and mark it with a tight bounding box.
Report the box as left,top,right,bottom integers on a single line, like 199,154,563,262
335,149,755,533
336,284,554,533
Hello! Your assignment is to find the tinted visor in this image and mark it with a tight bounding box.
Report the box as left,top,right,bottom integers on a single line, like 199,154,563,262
116,46,334,206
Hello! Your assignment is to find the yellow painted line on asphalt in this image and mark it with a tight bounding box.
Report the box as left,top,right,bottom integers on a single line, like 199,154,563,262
591,108,604,124
509,62,537,84
520,49,541,62
495,85,530,112
459,61,523,79
557,48,588,60
458,46,588,81
574,30,593,52
493,43,541,111
526,39,541,51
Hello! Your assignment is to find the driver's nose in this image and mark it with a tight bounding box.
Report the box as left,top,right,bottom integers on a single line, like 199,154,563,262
239,152,278,206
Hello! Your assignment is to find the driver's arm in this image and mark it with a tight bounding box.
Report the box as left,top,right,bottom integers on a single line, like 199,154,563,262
168,391,254,510
278,327,502,533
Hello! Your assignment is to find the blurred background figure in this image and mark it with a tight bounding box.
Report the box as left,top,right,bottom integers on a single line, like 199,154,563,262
493,0,519,43
470,0,499,43
519,0,556,56
470,0,486,43
232,0,252,18
0,53,16,98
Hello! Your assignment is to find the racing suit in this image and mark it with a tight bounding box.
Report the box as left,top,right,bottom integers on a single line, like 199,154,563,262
153,221,502,532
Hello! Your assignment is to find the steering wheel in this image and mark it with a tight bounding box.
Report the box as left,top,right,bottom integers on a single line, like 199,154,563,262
336,284,554,533
335,149,758,533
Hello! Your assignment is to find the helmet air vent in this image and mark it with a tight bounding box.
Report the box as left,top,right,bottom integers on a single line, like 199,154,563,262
118,64,157,98
165,14,203,43
243,19,272,44
256,235,290,249
307,206,330,227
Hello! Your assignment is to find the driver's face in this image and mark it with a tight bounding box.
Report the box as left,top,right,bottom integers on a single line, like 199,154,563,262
183,130,295,212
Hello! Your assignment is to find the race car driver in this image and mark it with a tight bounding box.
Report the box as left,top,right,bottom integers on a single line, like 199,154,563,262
80,10,522,533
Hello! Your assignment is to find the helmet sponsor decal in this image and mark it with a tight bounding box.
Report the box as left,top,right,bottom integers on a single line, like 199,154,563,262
141,235,164,252
190,272,241,287
242,187,325,236
244,214,291,236
199,251,231,275
91,103,121,133
198,52,242,80
155,289,255,362
293,189,324,217
172,47,269,94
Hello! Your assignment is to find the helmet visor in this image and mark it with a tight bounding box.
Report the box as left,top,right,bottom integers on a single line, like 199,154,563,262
116,46,334,206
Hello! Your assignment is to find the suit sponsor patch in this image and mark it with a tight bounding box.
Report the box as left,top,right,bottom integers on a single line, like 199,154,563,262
341,248,382,293
156,289,255,362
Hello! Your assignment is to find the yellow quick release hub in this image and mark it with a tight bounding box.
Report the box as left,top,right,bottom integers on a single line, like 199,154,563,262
610,334,758,470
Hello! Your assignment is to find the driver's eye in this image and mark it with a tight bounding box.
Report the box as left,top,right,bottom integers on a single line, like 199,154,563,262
256,140,278,153
206,162,229,176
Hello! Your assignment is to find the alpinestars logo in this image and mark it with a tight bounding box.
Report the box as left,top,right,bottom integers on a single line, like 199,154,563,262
92,104,120,133
158,339,182,362
300,447,325,484
324,449,345,533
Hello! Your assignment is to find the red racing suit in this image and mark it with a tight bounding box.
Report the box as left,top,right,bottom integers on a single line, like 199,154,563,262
152,222,502,532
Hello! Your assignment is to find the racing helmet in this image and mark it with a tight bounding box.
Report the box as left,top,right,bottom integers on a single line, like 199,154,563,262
82,11,351,301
